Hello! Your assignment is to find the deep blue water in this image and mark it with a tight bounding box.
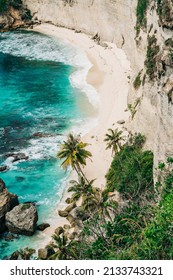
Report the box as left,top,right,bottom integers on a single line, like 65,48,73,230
0,30,97,258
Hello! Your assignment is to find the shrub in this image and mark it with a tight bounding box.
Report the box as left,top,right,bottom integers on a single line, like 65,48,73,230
106,134,154,201
133,71,142,89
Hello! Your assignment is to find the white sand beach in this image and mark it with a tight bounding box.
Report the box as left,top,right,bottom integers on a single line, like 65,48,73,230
33,23,131,240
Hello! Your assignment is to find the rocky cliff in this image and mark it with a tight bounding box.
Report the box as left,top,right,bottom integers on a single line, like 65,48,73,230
22,0,173,170
0,0,32,30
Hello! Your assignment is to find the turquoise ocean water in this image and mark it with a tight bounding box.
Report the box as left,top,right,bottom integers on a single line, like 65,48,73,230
0,30,98,259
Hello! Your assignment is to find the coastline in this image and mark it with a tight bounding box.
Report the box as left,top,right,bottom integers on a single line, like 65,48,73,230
32,23,131,242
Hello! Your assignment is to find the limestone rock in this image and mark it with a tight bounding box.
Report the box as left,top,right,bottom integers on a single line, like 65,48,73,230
5,203,38,236
0,179,6,193
37,223,50,231
65,197,73,204
70,206,90,221
63,224,70,230
54,226,64,236
0,180,19,233
64,202,76,213
117,120,125,125
58,209,69,217
38,247,55,260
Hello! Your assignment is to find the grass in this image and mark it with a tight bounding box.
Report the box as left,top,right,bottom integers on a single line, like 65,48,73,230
145,35,160,80
136,0,149,35
133,71,142,89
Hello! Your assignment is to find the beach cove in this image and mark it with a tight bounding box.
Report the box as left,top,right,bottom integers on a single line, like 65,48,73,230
33,24,131,243
0,23,131,257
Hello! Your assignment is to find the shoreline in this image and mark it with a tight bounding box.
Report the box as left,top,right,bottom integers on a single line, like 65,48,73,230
32,23,131,242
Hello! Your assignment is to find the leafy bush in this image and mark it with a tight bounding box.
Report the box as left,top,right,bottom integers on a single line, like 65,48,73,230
136,0,149,35
106,134,154,200
0,0,22,13
133,71,142,89
145,35,160,80
0,0,6,12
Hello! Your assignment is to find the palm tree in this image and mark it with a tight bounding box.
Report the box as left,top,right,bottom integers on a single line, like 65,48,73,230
48,233,78,260
104,128,125,155
57,133,92,182
68,176,95,202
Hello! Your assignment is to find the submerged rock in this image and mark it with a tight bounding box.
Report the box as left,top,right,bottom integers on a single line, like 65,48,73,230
0,179,19,233
5,203,38,236
0,166,8,172
5,152,29,162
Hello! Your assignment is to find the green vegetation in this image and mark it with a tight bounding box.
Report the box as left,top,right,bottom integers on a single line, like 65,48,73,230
133,71,142,89
16,131,173,260
69,145,173,260
0,0,6,12
136,0,149,35
106,134,154,201
57,133,92,182
145,35,160,80
0,0,22,12
104,128,125,156
126,98,140,119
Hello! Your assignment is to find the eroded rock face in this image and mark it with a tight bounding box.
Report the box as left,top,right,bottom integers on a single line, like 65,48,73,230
0,179,19,233
0,4,32,31
5,203,38,236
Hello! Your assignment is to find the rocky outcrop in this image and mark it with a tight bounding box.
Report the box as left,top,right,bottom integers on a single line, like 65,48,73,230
38,247,55,260
5,203,38,236
5,152,29,162
0,166,8,172
0,179,19,233
0,1,32,31
157,0,173,29
36,223,50,231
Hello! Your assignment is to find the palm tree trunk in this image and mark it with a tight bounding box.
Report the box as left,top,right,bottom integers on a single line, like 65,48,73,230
75,162,89,184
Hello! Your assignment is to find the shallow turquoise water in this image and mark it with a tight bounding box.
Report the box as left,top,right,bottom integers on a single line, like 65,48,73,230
0,30,96,258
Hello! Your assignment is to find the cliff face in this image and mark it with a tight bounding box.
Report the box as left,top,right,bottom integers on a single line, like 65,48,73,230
0,0,31,30
22,0,173,169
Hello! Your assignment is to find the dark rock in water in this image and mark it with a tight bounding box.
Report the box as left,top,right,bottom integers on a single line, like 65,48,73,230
5,152,29,162
5,203,38,236
0,179,19,233
0,166,8,172
1,232,19,242
32,132,53,138
37,223,50,231
0,178,6,193
16,176,25,182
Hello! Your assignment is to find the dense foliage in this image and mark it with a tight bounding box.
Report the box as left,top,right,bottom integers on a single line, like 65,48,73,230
145,35,160,80
136,0,149,34
106,134,154,201
70,141,173,260
0,0,22,12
